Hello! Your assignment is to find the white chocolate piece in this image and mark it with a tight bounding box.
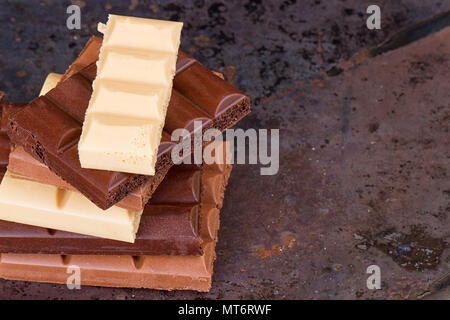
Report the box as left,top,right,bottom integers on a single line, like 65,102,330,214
78,15,183,175
0,171,142,243
40,73,62,95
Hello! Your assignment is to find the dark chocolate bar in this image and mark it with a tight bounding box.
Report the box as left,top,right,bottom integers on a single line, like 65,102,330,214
7,36,250,209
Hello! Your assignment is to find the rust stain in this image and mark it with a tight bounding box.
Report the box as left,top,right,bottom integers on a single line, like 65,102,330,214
251,244,282,258
71,0,86,9
148,4,159,13
128,0,139,11
15,70,28,78
310,79,325,88
259,80,304,105
333,263,343,271
280,231,297,249
252,232,297,258
219,65,237,86
194,34,210,47
351,48,369,64
338,48,370,71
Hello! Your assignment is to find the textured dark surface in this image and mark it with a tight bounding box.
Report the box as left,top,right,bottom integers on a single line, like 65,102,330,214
0,0,449,299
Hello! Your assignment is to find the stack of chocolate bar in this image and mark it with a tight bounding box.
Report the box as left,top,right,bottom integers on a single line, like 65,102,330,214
0,15,250,292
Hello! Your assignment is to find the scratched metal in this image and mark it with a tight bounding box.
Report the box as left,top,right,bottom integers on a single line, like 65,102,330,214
0,0,449,300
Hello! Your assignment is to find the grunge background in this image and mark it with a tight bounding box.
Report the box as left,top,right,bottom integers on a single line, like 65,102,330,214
0,0,449,299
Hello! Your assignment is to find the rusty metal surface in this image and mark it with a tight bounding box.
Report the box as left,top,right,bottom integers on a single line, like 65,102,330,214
0,0,449,299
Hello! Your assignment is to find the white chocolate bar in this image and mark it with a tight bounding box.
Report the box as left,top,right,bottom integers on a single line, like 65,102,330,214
78,15,183,175
0,171,142,243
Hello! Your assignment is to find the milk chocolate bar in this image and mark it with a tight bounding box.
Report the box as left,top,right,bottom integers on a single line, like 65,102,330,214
7,36,250,209
79,15,183,175
0,153,232,292
0,243,216,292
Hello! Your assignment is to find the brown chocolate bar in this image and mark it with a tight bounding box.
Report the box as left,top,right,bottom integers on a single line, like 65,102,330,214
0,92,7,180
0,154,232,292
7,36,250,209
1,101,27,179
